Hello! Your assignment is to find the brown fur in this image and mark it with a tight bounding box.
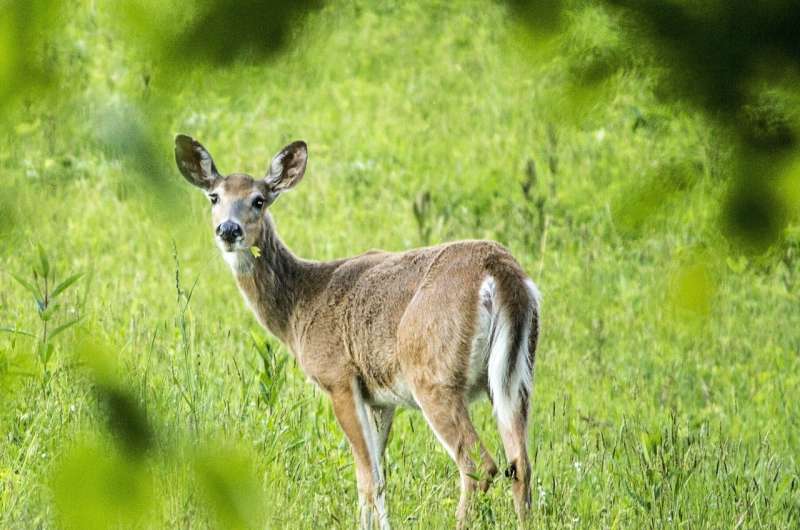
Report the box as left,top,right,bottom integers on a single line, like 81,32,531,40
175,135,539,529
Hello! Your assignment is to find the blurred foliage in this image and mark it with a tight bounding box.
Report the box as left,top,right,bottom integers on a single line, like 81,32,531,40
78,337,154,454
52,440,156,530
509,0,800,252
193,444,267,530
46,334,268,529
1,1,799,528
50,337,157,529
1,0,798,252
0,0,62,113
168,0,323,65
670,261,714,317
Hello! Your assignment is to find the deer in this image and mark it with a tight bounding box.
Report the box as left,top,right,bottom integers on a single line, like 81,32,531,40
174,135,541,529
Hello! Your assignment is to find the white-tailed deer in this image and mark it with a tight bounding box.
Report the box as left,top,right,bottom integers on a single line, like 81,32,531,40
175,135,541,529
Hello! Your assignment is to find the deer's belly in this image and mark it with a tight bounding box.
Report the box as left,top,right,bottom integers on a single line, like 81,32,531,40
363,372,489,410
365,378,419,409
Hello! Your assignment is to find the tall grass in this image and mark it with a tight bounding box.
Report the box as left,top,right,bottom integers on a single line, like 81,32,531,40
1,1,798,528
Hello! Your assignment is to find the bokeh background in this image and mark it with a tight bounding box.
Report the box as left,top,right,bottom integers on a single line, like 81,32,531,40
1,0,799,528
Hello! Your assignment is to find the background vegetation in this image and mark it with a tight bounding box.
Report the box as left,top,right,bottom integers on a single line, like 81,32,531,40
1,0,799,528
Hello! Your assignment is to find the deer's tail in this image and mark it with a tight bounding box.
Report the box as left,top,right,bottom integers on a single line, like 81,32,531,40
486,269,540,430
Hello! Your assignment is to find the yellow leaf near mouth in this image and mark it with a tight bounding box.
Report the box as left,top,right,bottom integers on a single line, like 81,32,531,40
250,246,262,258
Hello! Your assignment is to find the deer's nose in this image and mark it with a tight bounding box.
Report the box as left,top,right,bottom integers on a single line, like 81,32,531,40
216,221,243,243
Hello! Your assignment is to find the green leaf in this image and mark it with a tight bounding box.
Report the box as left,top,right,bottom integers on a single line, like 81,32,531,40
52,273,84,299
249,246,261,258
36,340,55,365
37,244,50,278
43,342,55,365
10,273,42,302
0,327,35,337
49,317,83,340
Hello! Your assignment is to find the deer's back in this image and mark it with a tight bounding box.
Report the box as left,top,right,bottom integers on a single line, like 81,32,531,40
294,240,528,396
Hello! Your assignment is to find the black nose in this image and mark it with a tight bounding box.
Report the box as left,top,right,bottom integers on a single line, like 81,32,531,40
216,221,243,244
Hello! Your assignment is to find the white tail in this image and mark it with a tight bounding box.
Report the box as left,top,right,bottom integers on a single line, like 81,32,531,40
488,278,540,431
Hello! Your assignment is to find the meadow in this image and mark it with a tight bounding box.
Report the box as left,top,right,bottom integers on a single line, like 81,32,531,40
1,1,799,528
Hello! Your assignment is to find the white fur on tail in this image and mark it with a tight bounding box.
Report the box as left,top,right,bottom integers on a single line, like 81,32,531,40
486,276,540,430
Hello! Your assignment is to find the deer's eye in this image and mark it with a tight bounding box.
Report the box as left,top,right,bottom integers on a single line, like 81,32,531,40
208,194,219,205
252,196,265,210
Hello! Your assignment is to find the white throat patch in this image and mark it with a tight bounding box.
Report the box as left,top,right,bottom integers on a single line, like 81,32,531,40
222,249,255,274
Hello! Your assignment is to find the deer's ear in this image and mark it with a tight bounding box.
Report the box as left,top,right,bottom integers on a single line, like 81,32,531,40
265,141,307,193
175,134,221,190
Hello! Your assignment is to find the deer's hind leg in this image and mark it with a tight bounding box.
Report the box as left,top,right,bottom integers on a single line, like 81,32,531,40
398,271,499,527
330,379,391,530
497,390,532,524
412,385,498,529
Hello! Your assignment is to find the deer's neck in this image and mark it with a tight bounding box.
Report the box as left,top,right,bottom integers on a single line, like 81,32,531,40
226,215,315,346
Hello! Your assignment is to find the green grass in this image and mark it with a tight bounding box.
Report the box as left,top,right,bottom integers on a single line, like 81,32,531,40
1,1,799,528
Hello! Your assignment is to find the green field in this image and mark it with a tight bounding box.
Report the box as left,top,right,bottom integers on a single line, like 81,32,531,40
1,1,799,528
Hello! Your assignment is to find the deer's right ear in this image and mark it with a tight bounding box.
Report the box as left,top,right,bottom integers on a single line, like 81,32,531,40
174,134,221,190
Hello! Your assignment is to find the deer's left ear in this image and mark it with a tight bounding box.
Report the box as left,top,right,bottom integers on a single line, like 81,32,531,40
265,141,308,193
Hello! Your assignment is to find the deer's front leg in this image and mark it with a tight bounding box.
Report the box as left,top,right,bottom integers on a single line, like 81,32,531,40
330,378,391,530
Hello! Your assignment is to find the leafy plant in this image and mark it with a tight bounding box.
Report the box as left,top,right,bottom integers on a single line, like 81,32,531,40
4,244,84,374
251,331,287,410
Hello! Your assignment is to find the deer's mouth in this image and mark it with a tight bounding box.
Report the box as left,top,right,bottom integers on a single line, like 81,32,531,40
217,238,246,253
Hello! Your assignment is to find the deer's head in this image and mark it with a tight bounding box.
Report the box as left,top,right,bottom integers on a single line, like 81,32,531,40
174,135,307,253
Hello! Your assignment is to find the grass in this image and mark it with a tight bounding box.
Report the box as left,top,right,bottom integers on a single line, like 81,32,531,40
1,0,799,528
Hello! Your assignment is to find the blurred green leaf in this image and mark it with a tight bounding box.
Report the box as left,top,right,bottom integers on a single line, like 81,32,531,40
52,441,155,530
77,337,154,455
723,174,788,254
167,0,323,65
194,445,266,530
670,262,714,316
507,0,565,38
0,0,62,114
